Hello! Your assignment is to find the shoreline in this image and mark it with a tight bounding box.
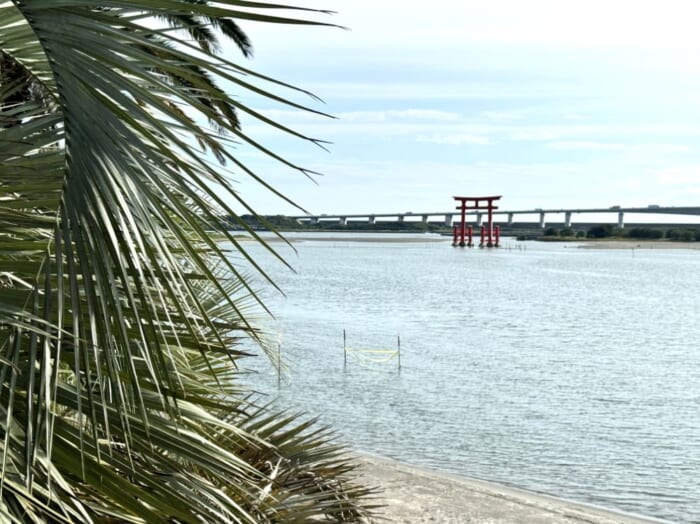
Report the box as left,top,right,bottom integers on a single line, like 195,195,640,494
354,454,666,524
234,233,700,249
235,233,449,243
277,235,447,243
574,239,700,249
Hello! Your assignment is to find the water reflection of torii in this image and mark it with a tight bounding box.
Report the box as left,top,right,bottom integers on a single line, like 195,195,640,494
452,196,502,248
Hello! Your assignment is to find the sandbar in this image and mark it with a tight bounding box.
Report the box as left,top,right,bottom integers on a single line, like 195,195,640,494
236,235,700,249
576,240,700,250
239,235,450,243
355,454,664,524
289,236,447,243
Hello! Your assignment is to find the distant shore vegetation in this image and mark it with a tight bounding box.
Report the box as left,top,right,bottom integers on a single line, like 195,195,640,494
229,215,700,242
540,225,700,242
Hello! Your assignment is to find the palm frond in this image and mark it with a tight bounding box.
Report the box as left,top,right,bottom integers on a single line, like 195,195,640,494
0,1,373,522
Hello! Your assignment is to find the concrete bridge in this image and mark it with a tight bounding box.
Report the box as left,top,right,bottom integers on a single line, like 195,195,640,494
290,206,700,229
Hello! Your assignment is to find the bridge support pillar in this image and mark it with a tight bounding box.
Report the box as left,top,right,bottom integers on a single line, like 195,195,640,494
397,215,405,223
368,215,375,224
444,214,453,226
565,211,572,228
618,211,625,229
421,215,428,223
507,213,514,225
476,213,483,226
539,212,546,229
310,217,319,225
339,217,346,226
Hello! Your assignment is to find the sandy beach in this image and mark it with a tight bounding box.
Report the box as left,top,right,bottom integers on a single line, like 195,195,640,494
355,455,664,524
259,235,450,243
575,240,700,250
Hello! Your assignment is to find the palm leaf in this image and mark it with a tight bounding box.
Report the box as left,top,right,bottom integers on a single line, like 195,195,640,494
0,1,374,522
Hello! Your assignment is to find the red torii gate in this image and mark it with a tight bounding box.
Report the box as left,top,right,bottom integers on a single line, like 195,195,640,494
452,196,502,248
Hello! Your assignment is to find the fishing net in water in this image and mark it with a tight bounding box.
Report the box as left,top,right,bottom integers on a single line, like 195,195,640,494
343,330,401,370
345,347,399,366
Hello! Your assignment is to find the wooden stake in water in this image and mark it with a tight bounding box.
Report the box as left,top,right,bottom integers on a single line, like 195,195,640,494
343,329,347,369
397,335,401,372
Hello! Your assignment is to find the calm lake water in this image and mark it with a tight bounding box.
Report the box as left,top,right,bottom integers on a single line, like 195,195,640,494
234,233,700,523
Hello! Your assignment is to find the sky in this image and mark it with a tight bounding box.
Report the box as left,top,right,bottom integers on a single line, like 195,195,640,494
225,1,700,216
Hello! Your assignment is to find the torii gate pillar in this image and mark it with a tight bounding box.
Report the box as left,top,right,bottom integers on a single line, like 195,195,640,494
452,196,502,248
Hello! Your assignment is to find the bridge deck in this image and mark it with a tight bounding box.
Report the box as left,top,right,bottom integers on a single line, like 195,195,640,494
291,206,700,221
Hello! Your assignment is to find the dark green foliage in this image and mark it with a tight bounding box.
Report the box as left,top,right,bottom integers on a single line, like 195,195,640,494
0,2,375,521
0,52,32,127
628,227,664,239
559,227,574,237
587,224,615,238
542,226,575,238
235,215,443,233
666,228,698,241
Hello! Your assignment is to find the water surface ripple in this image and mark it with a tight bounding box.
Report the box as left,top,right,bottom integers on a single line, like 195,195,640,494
236,234,700,523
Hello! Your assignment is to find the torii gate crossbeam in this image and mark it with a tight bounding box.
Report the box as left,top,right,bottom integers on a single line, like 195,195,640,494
453,196,502,248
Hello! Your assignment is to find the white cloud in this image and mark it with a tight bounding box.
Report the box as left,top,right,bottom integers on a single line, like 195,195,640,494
302,82,583,101
506,129,564,142
547,141,626,151
239,114,700,152
337,109,460,122
221,3,700,216
241,1,700,54
246,108,460,124
636,144,691,154
547,142,689,153
416,134,492,146
656,166,700,184
482,110,527,122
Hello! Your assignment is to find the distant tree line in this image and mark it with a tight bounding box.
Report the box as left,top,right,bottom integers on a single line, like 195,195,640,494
543,225,700,241
228,214,447,232
229,216,700,241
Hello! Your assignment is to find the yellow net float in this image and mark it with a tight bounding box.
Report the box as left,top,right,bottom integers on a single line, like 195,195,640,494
343,330,402,370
